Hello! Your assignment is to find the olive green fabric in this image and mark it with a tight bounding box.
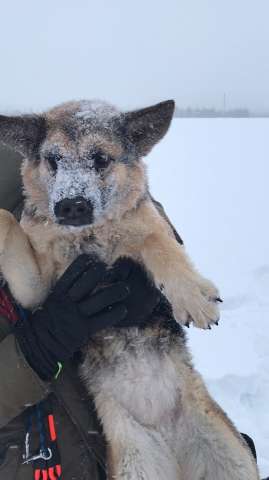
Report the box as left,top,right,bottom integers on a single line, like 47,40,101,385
0,315,106,479
0,333,50,428
0,147,22,212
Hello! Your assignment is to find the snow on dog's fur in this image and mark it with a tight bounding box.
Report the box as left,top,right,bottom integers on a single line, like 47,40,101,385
0,100,260,479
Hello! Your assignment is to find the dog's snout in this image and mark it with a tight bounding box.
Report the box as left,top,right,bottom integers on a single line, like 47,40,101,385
54,196,93,226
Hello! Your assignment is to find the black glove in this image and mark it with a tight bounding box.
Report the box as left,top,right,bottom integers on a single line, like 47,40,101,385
15,255,161,380
104,257,162,327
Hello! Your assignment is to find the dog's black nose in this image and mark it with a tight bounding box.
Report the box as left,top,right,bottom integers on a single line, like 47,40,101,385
54,196,93,226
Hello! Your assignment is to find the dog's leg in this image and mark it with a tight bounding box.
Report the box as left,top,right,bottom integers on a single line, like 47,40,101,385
98,399,182,480
0,209,46,308
140,230,220,328
125,200,220,329
171,359,260,480
178,414,260,480
82,333,184,480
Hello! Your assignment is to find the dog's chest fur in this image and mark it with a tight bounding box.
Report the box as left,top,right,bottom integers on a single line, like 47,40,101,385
21,211,144,290
82,322,187,428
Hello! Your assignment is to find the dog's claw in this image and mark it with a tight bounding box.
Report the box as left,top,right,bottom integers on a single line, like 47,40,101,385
215,320,219,326
215,297,223,303
173,276,221,330
208,325,211,330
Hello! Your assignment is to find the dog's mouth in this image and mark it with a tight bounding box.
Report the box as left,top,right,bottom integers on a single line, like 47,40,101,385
56,216,93,227
54,197,94,227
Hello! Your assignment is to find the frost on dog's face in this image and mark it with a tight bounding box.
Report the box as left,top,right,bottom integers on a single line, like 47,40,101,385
39,101,130,227
0,99,175,228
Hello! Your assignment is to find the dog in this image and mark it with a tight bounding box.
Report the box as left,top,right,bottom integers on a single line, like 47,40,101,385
0,100,259,479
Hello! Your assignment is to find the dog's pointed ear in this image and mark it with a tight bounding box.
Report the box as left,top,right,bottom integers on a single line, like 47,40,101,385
0,114,46,158
123,100,175,156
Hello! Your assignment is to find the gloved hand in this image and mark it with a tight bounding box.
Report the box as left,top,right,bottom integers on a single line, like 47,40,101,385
14,255,161,380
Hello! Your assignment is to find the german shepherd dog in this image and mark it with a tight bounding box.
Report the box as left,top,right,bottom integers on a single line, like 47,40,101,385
0,100,259,479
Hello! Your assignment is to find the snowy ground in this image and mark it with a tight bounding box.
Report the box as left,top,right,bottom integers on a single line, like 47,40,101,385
148,119,269,477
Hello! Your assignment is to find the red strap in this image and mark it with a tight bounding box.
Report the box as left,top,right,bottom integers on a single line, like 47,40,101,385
55,465,62,477
42,470,48,480
47,413,62,478
48,414,57,442
0,288,18,324
34,470,41,480
48,467,57,480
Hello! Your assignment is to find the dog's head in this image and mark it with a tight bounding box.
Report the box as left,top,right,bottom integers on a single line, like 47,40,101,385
0,99,174,228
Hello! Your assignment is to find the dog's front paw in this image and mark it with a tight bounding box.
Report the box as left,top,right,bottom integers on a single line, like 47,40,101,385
196,275,222,304
170,276,222,329
188,288,221,330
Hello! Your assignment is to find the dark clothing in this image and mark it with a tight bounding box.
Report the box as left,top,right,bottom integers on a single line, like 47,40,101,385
0,312,106,479
15,256,162,382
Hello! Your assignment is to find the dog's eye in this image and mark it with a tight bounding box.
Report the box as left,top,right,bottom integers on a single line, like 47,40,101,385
92,152,112,171
46,152,61,173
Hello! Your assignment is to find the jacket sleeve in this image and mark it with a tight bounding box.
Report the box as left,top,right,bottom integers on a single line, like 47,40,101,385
0,314,50,428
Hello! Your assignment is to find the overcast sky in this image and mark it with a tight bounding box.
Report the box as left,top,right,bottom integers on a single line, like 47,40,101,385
1,0,269,113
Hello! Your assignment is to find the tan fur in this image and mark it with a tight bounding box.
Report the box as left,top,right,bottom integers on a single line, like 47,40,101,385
0,99,260,479
0,210,46,306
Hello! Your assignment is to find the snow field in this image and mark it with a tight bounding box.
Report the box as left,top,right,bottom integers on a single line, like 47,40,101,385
147,119,269,476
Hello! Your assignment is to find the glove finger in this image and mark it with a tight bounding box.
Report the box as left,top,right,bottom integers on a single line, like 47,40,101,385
69,261,107,301
54,254,105,296
79,282,129,317
88,303,127,334
118,262,161,325
104,257,133,283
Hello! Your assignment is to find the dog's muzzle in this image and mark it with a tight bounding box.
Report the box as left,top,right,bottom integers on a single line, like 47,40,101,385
54,196,93,226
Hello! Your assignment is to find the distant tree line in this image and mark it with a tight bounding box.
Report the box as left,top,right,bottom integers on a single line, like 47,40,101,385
175,107,269,118
175,107,251,118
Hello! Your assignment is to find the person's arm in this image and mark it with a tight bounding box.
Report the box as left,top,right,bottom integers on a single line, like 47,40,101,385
14,255,161,381
0,314,50,428
0,254,161,428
